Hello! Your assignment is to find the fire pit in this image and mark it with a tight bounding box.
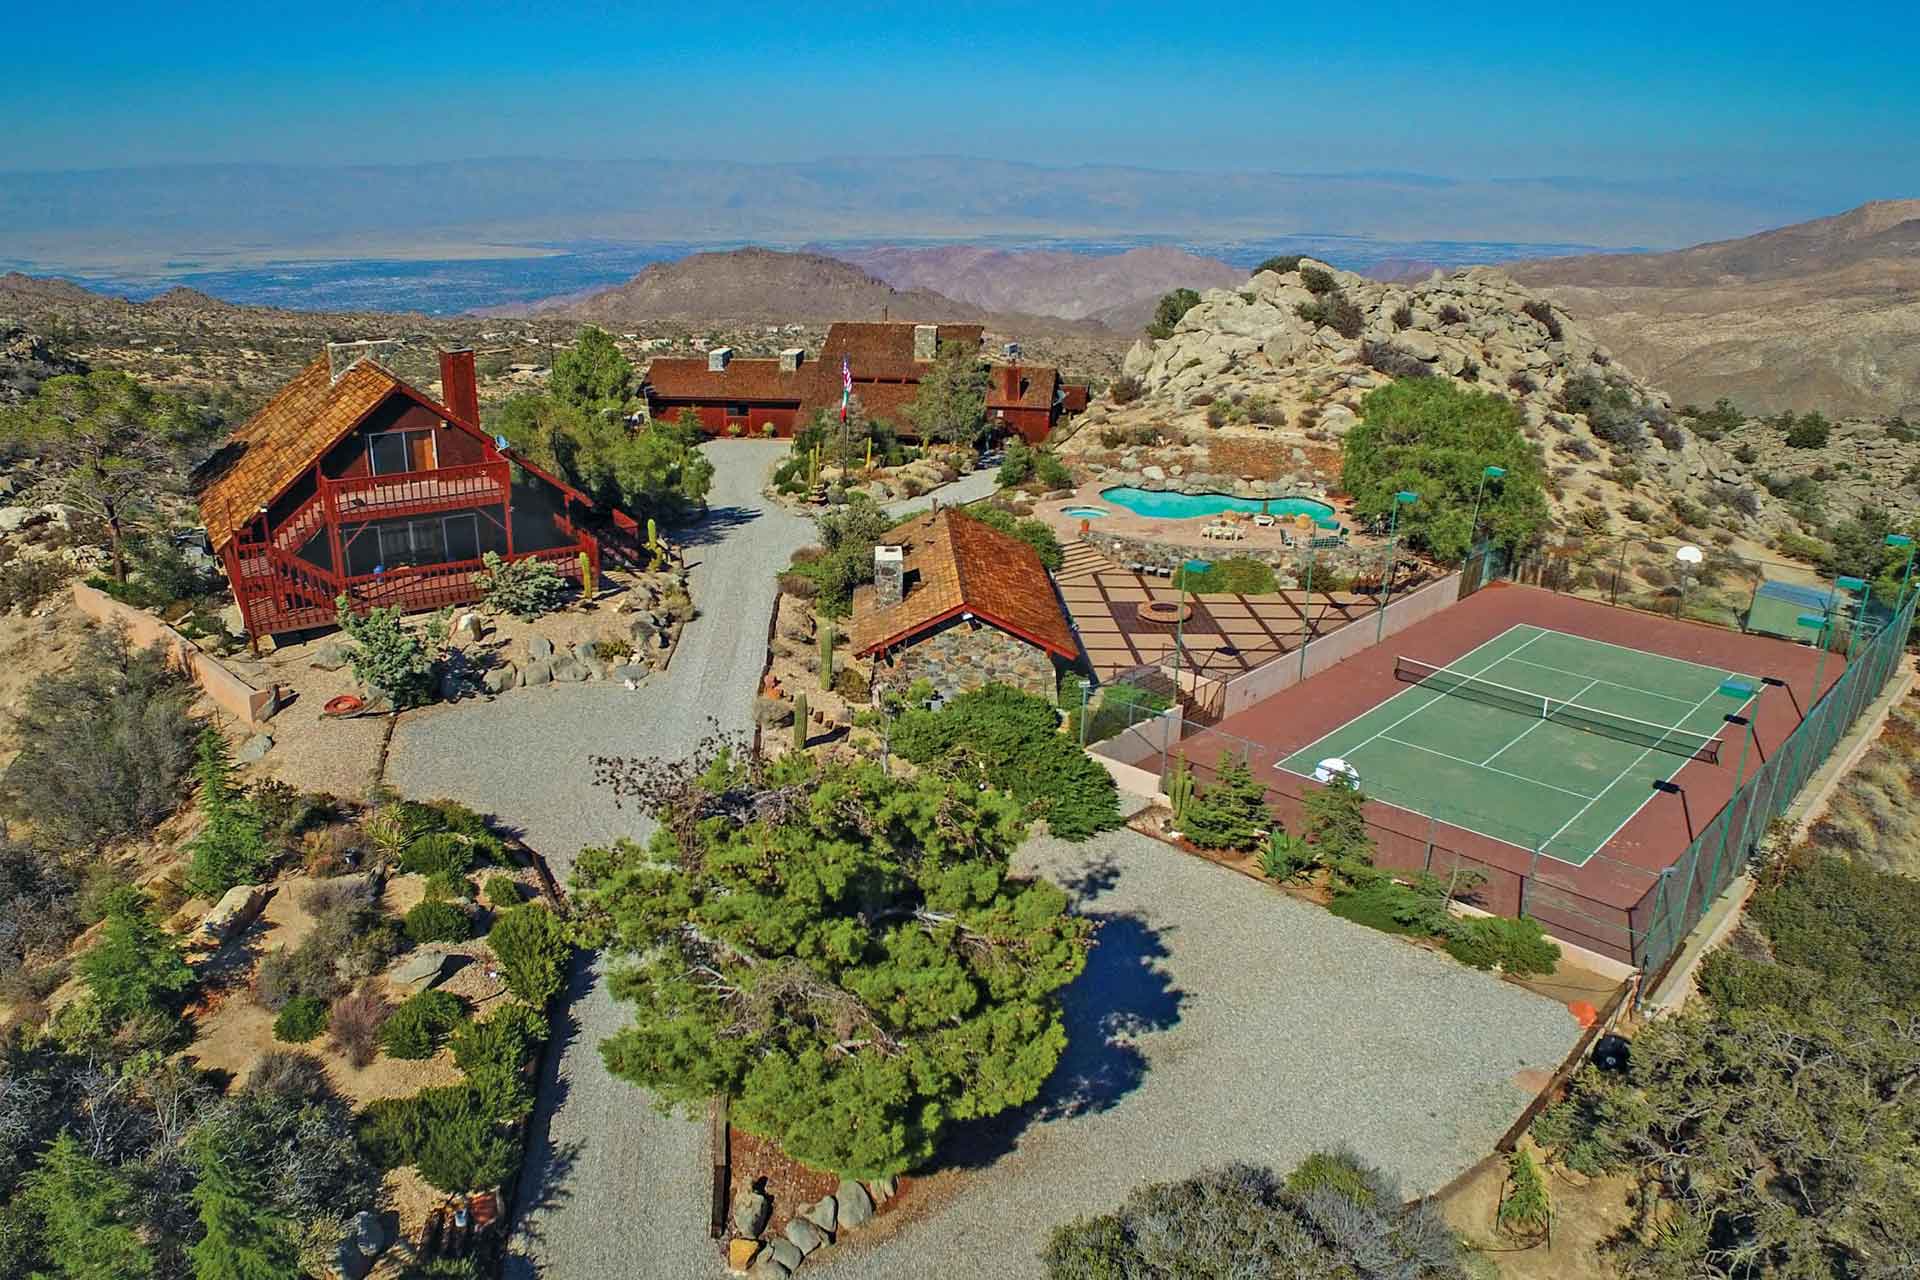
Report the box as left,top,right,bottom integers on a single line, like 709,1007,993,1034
1138,600,1193,625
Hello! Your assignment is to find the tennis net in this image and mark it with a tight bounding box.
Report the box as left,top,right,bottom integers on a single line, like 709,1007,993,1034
1393,656,1725,763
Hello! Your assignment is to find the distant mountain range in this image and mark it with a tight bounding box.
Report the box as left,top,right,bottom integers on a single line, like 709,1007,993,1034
1507,200,1920,417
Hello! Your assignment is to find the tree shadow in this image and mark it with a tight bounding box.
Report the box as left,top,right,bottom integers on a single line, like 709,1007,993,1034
935,908,1185,1172
674,504,762,551
498,948,593,1277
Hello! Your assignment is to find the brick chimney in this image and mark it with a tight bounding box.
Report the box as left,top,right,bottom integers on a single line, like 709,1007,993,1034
874,545,905,607
439,349,480,425
779,347,805,373
707,346,733,372
912,324,938,362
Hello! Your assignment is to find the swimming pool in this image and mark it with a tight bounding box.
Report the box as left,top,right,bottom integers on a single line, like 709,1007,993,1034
1062,506,1110,519
1098,487,1336,521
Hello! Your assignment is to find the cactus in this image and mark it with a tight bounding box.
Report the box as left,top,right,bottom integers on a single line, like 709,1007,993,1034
578,550,595,601
819,622,835,690
793,694,808,752
865,437,874,471
807,443,821,489
1166,754,1195,824
644,517,665,570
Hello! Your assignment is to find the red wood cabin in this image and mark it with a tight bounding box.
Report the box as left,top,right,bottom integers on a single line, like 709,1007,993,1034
197,342,641,641
639,322,1089,444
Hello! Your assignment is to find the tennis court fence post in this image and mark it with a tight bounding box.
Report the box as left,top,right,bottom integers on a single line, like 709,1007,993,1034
1520,845,1542,918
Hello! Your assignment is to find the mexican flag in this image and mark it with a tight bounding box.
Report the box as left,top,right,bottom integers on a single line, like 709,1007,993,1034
840,355,852,422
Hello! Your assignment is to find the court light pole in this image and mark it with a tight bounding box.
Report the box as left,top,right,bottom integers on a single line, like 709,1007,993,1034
1376,490,1418,642
1163,557,1210,778
1701,687,1759,898
1886,533,1916,609
1836,575,1869,661
1797,612,1833,707
1466,464,1506,560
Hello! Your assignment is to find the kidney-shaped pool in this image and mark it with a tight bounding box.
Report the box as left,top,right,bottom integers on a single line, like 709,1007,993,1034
1098,486,1336,521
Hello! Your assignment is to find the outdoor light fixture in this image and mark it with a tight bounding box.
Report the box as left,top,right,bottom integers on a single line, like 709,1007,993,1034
1674,544,1704,618
1163,558,1211,777
1377,492,1419,641
1886,533,1916,607
1468,464,1507,546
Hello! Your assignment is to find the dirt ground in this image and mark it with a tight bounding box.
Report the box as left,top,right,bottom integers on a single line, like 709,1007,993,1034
763,590,874,755
1439,1146,1639,1280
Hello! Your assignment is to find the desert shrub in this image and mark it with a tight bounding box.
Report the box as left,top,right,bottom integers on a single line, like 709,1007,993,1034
358,1081,524,1194
1041,1155,1462,1279
0,556,75,615
1180,755,1271,850
833,665,869,701
272,994,330,1043
450,1003,549,1082
1033,449,1072,489
1327,880,1436,935
1301,777,1374,877
254,939,339,1012
300,824,357,877
243,1048,334,1100
487,903,572,1006
1391,302,1414,329
1784,411,1832,449
183,730,272,900
1144,288,1202,339
1298,265,1337,295
1443,914,1560,976
1710,483,1761,517
1650,419,1686,450
0,836,80,979
3,627,198,849
1506,371,1537,395
1172,556,1276,594
77,885,193,1025
1257,830,1313,881
1437,303,1469,325
1521,299,1563,341
1295,293,1364,339
1253,254,1303,275
965,503,1065,570
380,989,467,1060
333,599,449,709
483,874,523,910
422,868,475,902
472,550,567,620
403,900,472,945
1683,397,1745,439
1107,374,1144,405
327,986,391,1068
1243,395,1285,426
1360,341,1433,380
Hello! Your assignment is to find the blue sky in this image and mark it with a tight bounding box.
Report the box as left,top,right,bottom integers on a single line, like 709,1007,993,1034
6,0,1916,200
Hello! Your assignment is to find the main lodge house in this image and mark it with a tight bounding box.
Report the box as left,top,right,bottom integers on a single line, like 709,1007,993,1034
196,341,640,641
639,321,1089,443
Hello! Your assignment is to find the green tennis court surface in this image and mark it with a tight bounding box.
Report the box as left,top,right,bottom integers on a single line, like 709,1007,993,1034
1279,625,1759,866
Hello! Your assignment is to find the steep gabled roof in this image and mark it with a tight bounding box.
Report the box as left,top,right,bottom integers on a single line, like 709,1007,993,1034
850,508,1078,661
986,364,1061,412
821,322,984,380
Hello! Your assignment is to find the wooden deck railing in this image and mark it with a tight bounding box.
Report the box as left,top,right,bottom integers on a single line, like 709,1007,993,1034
323,460,512,524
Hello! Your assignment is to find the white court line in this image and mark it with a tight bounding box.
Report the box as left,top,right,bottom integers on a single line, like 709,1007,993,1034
1285,625,1550,767
1370,734,1598,801
1539,677,1742,853
1498,656,1701,706
1588,684,1760,855
1271,761,1590,863
1481,674,1603,766
1526,626,1762,684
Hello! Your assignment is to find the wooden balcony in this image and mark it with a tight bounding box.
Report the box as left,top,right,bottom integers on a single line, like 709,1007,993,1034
322,460,512,525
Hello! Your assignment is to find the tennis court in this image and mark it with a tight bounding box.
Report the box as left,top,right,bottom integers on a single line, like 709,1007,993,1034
1277,624,1760,866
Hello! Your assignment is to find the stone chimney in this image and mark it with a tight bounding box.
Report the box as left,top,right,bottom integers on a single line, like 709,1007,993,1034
439,349,479,425
326,339,396,383
874,545,905,607
779,347,805,373
707,346,733,372
912,324,938,362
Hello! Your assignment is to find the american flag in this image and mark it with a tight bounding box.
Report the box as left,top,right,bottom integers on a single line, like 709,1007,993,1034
840,355,852,422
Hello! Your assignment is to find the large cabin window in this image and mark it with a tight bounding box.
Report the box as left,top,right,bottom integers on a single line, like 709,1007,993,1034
368,428,436,476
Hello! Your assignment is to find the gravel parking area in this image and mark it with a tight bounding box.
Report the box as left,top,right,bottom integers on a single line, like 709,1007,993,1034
829,826,1580,1278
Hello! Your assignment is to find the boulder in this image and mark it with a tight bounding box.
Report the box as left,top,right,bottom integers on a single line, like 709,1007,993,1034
784,1217,825,1255
528,635,554,662
747,1257,790,1280
766,1239,803,1270
836,1179,874,1228
1141,465,1167,482
756,698,795,728
236,734,274,764
481,665,518,695
40,503,71,530
0,507,43,533
574,639,599,664
331,1240,372,1280
613,663,650,683
726,1237,762,1273
867,1175,897,1204
803,1196,837,1234
312,641,353,671
199,884,269,943
523,660,554,687
452,612,485,643
388,950,452,991
551,657,590,682
349,1211,391,1258
731,1188,771,1237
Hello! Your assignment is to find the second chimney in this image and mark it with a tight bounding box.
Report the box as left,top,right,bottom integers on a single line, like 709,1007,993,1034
707,346,733,372
779,347,805,373
912,324,938,362
439,348,479,425
874,545,905,607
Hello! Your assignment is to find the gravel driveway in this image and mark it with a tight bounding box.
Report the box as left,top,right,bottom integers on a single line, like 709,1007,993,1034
828,827,1579,1278
386,441,808,1280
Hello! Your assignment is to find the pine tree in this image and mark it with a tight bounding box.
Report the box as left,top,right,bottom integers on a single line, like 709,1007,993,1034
19,1132,157,1280
188,1131,302,1280
184,730,271,900
577,747,1092,1178
1180,753,1273,850
78,885,193,1024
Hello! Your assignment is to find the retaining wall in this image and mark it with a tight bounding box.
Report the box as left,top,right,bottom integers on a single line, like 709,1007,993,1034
72,583,277,726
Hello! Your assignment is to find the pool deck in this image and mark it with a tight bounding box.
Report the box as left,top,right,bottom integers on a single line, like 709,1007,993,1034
1035,481,1373,558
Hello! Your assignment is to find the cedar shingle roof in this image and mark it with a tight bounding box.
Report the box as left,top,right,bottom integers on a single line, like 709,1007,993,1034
850,508,1077,661
986,364,1060,412
643,357,813,403
197,355,422,551
821,322,984,380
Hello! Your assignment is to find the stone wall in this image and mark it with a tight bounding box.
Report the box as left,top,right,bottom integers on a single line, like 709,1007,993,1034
1083,529,1387,580
876,617,1056,704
